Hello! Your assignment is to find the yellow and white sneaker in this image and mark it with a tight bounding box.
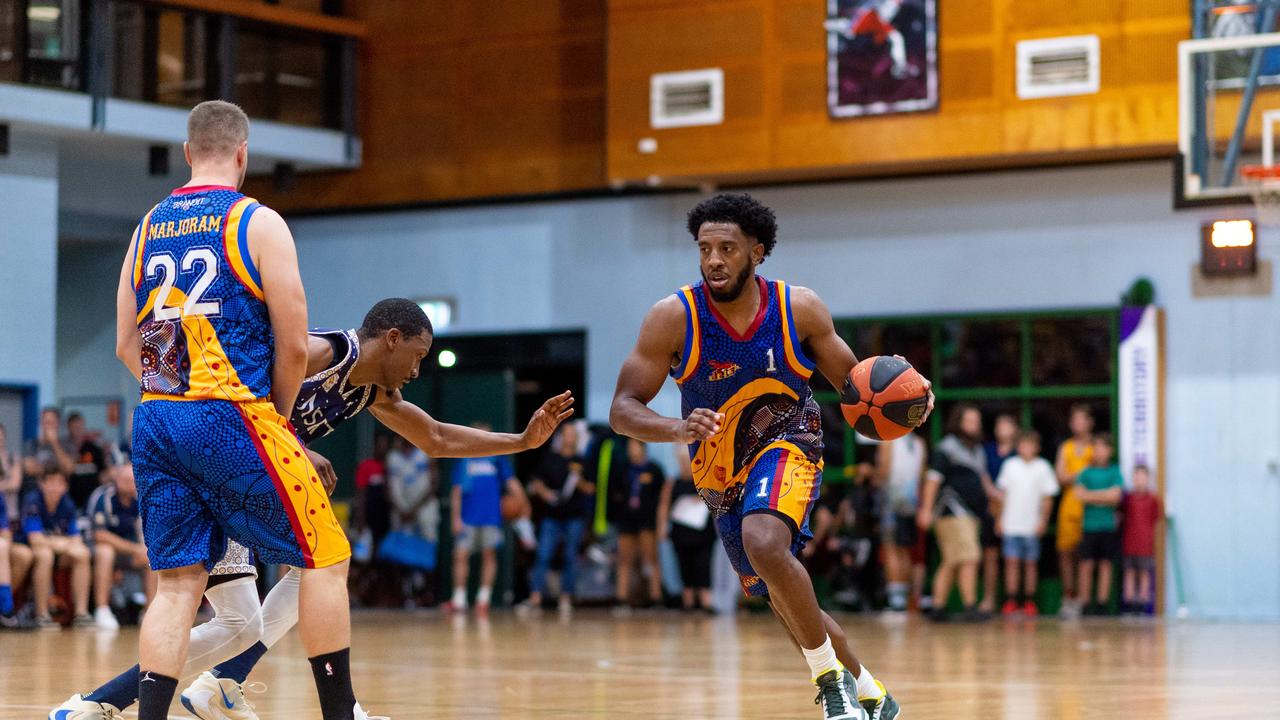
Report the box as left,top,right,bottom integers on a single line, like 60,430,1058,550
48,694,122,719
179,671,261,720
858,679,902,720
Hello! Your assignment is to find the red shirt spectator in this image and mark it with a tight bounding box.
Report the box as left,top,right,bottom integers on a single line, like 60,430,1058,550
1121,490,1163,558
355,457,386,490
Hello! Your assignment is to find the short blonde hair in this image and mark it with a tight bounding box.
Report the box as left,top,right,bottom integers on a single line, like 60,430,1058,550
187,100,249,161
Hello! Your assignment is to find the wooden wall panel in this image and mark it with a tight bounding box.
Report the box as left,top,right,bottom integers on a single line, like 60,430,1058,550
251,1,606,211
606,0,1190,186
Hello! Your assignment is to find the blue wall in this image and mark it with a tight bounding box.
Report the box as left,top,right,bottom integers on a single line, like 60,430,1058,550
55,160,1280,619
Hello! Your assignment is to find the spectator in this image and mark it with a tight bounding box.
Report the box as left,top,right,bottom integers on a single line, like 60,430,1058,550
1055,403,1095,618
985,413,1019,479
1,472,35,628
919,404,994,622
65,412,107,511
1076,433,1124,615
611,439,666,609
876,432,927,612
995,430,1059,616
355,434,394,551
387,436,438,542
525,423,593,612
447,445,526,615
88,455,153,630
23,407,74,494
21,464,92,629
0,423,20,522
1120,465,1163,615
661,450,716,612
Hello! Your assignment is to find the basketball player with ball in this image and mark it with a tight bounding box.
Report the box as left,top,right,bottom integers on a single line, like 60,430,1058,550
611,193,930,720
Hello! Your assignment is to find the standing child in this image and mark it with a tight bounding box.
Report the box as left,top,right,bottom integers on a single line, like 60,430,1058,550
995,430,1059,616
1075,434,1124,615
1120,465,1163,615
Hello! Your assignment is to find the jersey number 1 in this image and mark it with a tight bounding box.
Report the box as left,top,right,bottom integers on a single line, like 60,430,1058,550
147,248,221,320
765,348,777,373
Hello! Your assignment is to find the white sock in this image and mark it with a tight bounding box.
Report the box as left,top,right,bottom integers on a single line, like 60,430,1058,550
476,586,492,605
855,665,884,701
451,587,467,608
801,635,843,681
261,567,301,648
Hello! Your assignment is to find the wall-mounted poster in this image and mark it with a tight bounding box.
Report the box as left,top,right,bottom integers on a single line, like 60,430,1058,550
826,0,938,118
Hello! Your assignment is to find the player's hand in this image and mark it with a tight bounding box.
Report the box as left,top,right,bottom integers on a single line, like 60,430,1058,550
521,391,576,449
306,449,339,495
673,409,723,443
452,517,464,536
917,378,935,427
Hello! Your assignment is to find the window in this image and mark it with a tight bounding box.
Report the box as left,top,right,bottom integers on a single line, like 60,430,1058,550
815,309,1118,482
24,0,80,90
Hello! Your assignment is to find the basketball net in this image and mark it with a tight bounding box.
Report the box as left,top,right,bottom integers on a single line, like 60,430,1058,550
1242,164,1280,225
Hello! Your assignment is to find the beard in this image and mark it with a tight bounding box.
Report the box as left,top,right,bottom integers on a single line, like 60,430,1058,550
702,263,754,303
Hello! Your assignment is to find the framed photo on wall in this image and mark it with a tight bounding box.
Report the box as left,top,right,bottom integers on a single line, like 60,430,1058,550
826,0,938,118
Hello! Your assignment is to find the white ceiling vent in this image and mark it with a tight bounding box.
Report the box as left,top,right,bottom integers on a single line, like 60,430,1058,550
650,68,724,129
1016,35,1100,99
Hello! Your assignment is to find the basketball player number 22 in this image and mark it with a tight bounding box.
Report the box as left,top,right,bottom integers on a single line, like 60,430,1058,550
147,248,221,320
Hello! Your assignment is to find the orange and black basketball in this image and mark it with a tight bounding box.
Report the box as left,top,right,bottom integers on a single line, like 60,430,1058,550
840,355,930,441
501,494,528,521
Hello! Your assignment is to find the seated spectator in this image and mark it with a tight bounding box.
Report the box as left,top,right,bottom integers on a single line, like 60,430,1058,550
611,439,665,609
1120,465,1163,615
1076,434,1124,616
21,464,92,628
447,443,526,615
661,450,715,612
1,479,35,628
387,437,439,607
66,412,107,512
0,422,20,523
88,455,153,629
23,407,74,498
995,430,1058,616
525,423,593,613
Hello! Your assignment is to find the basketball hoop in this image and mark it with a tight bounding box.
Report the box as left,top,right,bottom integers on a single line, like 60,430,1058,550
1241,164,1280,224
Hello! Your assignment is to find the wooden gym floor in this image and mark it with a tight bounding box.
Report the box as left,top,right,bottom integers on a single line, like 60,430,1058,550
1,610,1278,719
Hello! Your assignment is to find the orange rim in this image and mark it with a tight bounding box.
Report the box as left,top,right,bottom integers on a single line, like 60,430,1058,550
1241,165,1280,180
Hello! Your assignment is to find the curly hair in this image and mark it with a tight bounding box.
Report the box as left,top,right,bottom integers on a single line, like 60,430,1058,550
686,193,778,258
358,298,433,341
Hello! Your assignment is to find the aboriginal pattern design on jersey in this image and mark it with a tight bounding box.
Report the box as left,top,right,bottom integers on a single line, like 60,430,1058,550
132,186,274,401
293,329,378,445
670,276,823,516
211,328,377,574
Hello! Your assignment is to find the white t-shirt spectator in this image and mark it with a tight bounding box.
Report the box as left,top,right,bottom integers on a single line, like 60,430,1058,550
996,455,1059,536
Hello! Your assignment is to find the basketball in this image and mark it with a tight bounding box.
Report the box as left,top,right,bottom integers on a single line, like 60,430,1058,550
500,494,527,521
839,355,930,441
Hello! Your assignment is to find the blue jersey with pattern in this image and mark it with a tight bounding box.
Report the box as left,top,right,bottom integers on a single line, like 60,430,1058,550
670,276,824,507
131,185,273,401
292,329,378,444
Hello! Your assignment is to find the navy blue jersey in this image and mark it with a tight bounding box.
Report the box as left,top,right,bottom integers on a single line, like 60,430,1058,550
89,485,141,543
18,489,78,541
670,277,824,507
132,186,274,401
292,329,378,444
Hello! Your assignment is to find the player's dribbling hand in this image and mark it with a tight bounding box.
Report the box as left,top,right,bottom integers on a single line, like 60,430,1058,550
306,449,339,495
673,408,723,443
522,391,576,449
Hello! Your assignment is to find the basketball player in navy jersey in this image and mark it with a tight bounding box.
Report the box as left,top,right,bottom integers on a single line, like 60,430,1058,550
53,298,574,719
611,193,928,720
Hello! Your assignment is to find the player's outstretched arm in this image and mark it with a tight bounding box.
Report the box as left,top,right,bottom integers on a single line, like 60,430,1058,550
249,207,308,418
609,297,722,443
115,225,144,381
370,390,574,458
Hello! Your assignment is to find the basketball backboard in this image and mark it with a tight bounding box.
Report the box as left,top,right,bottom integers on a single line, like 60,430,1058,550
1177,4,1280,206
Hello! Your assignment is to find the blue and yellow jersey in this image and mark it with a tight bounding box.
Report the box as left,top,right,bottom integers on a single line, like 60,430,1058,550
132,185,274,401
670,276,824,503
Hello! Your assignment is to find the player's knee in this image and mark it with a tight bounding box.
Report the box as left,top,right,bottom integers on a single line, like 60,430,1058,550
741,516,792,569
93,543,114,563
0,536,9,554
33,544,53,564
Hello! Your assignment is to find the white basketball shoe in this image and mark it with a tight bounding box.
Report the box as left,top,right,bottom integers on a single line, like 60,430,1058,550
179,671,261,720
48,694,122,720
